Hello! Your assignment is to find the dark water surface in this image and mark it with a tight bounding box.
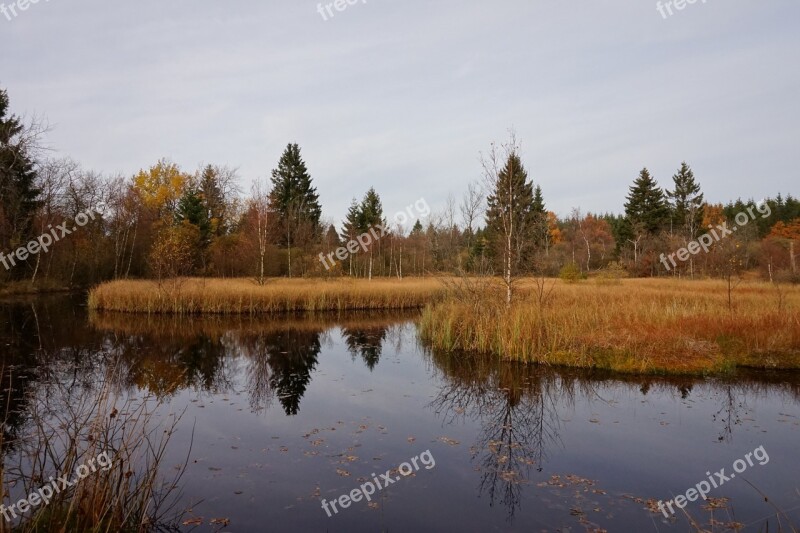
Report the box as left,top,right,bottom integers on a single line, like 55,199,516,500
2,295,799,532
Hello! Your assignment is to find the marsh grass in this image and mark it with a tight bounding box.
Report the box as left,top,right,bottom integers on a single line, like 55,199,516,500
1,364,188,532
420,278,800,375
88,278,447,315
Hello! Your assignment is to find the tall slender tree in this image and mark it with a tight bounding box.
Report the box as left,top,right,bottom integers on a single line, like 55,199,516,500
483,134,536,305
623,168,670,233
268,143,322,276
340,199,361,276
0,88,41,277
359,188,385,280
667,162,704,239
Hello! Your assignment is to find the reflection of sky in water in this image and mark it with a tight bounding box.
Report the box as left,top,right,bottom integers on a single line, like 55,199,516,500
1,297,799,532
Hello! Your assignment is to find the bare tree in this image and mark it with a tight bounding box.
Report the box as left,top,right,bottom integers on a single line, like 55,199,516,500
460,181,484,248
482,132,531,307
251,181,271,285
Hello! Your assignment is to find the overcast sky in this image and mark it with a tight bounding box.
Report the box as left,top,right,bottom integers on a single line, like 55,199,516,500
2,0,798,224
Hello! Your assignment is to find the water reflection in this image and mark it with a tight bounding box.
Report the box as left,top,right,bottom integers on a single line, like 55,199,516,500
426,346,800,523
342,326,387,371
88,311,411,417
1,297,799,531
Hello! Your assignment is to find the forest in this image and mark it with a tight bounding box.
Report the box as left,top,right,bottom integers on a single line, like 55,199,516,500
1,87,798,293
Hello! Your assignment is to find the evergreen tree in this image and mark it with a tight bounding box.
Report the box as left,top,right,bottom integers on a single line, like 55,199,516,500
623,168,669,234
268,143,322,236
531,184,548,249
358,188,385,230
485,152,537,270
340,198,361,241
358,188,385,279
268,143,322,276
666,162,704,239
340,199,362,276
0,88,41,270
199,165,227,236
176,188,211,245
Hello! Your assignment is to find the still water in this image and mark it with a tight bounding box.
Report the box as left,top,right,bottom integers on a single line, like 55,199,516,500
2,295,799,532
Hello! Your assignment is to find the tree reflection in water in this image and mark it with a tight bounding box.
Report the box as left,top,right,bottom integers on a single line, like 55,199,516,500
427,350,570,520
87,311,414,417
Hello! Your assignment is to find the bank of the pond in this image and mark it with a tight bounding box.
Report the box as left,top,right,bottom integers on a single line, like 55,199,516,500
418,278,800,375
88,277,447,314
0,279,76,297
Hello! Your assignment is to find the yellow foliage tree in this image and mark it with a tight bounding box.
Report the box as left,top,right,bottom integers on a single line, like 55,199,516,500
133,159,189,218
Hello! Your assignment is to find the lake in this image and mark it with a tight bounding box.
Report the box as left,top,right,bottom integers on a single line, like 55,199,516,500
2,295,799,532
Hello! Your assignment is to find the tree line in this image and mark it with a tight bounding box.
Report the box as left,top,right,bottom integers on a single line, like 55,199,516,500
1,88,798,290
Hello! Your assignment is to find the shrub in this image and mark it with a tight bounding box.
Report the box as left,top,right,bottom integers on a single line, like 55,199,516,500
595,261,628,285
559,263,584,283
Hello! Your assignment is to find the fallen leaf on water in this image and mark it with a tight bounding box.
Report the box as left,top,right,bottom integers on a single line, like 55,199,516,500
182,517,203,526
336,469,351,477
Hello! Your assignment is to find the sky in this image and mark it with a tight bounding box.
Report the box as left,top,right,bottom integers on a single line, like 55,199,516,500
1,0,798,226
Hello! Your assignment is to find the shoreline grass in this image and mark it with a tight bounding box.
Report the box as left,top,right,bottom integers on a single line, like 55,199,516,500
88,277,448,315
88,276,800,375
419,278,800,375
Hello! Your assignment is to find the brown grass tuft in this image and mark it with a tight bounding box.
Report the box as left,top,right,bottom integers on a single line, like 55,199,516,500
88,277,447,315
419,278,800,375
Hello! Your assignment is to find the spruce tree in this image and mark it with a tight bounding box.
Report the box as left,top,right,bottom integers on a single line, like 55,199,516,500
485,152,536,270
623,168,669,234
0,88,41,267
667,162,704,239
531,184,548,249
358,188,385,230
358,188,385,280
340,199,362,276
199,165,227,236
176,188,211,245
268,143,322,276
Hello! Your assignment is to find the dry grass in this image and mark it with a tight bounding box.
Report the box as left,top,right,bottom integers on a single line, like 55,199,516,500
419,278,800,375
1,363,187,532
88,277,447,315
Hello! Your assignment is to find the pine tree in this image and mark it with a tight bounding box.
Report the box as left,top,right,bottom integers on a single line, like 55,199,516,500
199,165,227,236
176,188,211,244
623,168,669,234
269,143,321,232
667,162,704,240
0,88,41,272
340,199,362,276
358,188,385,280
531,184,548,250
268,143,322,276
484,143,537,304
485,152,536,275
359,188,385,230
